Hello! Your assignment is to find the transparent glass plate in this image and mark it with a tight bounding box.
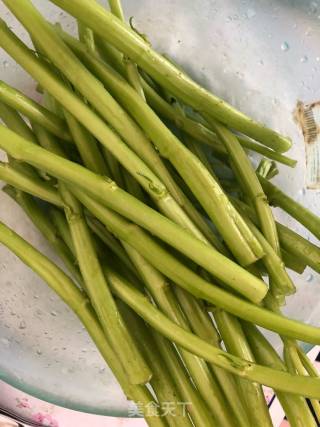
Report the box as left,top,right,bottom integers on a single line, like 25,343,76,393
0,0,319,418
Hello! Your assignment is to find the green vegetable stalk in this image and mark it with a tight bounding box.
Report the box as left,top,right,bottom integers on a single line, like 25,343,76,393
0,125,267,303
49,0,292,153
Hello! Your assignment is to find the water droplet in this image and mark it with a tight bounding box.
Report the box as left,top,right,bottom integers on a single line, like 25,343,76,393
316,57,320,62
305,28,312,36
258,59,264,65
300,55,308,63
298,188,306,196
1,338,10,346
3,60,8,68
36,349,42,355
50,310,57,317
246,8,256,18
306,274,314,282
33,294,39,299
281,42,289,52
99,366,106,373
19,320,26,330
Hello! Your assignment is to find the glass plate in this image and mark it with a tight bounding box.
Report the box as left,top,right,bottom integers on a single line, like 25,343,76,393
0,0,319,417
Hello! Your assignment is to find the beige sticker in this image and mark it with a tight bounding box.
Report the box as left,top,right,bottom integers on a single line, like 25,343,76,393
294,101,320,189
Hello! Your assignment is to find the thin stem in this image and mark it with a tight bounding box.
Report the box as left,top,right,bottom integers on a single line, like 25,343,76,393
173,287,250,427
3,186,82,285
86,216,137,277
0,220,165,427
30,106,151,384
122,243,239,427
72,189,320,345
59,184,151,385
0,161,62,206
77,22,96,54
243,215,296,297
141,77,297,166
105,266,320,398
63,109,108,175
49,0,292,152
49,207,75,255
209,119,280,254
0,125,267,302
118,301,194,427
232,196,320,274
259,175,320,240
107,0,146,100
281,248,307,274
243,322,318,427
0,80,71,141
0,101,48,181
150,331,214,426
214,310,273,427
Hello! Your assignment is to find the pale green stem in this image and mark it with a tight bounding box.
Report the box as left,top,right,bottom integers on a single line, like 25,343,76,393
243,322,318,427
0,80,71,141
53,26,264,265
105,266,320,398
0,220,165,427
0,161,61,206
72,188,320,344
49,0,292,152
214,309,273,427
0,125,267,302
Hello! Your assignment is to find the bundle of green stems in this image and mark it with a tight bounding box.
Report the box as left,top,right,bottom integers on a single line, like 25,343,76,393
0,1,319,426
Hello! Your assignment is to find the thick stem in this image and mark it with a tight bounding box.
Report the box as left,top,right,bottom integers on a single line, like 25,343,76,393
0,125,267,302
49,0,292,152
0,21,218,250
0,161,62,206
55,27,263,264
73,188,320,345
